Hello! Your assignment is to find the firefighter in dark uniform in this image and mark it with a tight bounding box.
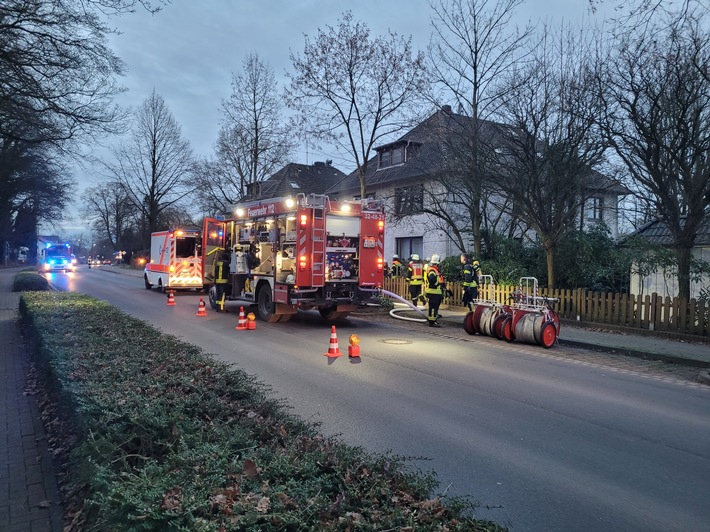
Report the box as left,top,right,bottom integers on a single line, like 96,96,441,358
390,254,404,277
461,253,481,311
406,254,425,306
214,250,230,310
425,254,444,327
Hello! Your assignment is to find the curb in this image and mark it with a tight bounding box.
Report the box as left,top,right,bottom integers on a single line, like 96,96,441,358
556,338,710,369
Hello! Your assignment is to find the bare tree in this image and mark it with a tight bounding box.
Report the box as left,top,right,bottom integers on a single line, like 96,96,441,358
1,142,74,257
0,0,168,257
195,54,291,213
104,90,194,243
600,4,710,300
426,0,533,256
494,24,608,288
286,11,427,198
82,181,134,251
0,0,168,148
15,162,74,264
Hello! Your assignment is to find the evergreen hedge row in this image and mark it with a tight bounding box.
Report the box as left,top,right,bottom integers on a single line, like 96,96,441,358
20,292,505,531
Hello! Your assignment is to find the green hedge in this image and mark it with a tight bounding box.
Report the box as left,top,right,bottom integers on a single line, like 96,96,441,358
20,292,504,531
13,271,49,292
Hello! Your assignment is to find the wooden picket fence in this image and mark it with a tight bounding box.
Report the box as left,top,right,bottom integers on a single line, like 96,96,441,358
382,277,710,340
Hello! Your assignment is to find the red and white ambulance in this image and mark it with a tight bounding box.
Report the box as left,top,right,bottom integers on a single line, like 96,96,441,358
144,228,203,292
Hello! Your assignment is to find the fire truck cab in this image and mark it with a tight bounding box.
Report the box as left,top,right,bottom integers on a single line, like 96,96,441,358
38,241,74,272
202,194,385,322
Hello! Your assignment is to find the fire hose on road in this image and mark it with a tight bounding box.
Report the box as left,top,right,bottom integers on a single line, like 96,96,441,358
379,289,428,323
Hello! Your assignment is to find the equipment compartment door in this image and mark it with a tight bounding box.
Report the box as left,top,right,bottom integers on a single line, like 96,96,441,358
358,212,385,287
202,218,226,284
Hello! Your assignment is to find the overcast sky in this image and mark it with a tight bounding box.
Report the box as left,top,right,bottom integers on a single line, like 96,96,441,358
63,0,604,233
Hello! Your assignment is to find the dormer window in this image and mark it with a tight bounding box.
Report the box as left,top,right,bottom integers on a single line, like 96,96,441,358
289,181,300,189
378,145,405,169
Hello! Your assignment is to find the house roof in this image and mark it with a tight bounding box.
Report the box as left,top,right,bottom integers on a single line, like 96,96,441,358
326,108,465,195
246,161,347,200
622,214,710,247
583,169,630,196
326,106,629,198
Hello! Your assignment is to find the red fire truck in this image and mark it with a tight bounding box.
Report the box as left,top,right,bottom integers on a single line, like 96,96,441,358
201,194,385,322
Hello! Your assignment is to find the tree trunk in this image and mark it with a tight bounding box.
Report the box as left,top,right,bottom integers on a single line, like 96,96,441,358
358,164,367,200
544,238,556,289
472,197,481,257
676,245,692,301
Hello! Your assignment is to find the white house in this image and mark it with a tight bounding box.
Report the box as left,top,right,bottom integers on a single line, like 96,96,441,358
626,216,710,299
326,106,627,264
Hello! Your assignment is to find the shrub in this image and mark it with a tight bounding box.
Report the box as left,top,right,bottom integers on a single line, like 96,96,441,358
480,236,546,286
12,271,49,292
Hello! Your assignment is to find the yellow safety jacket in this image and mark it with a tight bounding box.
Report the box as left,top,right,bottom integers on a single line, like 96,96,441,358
407,262,424,285
425,265,444,295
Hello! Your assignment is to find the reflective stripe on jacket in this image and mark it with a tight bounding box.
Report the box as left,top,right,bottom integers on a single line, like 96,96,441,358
462,262,474,287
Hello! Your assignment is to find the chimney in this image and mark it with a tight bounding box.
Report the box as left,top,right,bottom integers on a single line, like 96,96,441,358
441,105,452,114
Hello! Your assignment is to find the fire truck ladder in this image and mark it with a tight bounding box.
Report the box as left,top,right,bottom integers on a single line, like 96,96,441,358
310,197,326,287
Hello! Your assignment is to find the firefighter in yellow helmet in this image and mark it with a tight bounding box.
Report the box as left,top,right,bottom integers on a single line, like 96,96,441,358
425,254,445,327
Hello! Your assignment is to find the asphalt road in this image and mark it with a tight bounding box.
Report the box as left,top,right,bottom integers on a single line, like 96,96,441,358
49,267,710,531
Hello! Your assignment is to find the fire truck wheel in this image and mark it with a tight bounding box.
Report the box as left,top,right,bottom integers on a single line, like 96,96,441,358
319,307,340,320
158,280,166,293
463,311,476,335
144,275,152,290
208,285,219,310
257,287,280,322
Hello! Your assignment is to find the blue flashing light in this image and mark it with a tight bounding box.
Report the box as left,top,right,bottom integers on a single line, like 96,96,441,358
218,231,224,237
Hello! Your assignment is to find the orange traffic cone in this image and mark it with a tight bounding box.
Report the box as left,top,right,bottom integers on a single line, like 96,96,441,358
235,306,248,330
324,325,343,358
195,298,207,317
247,312,257,330
166,290,176,306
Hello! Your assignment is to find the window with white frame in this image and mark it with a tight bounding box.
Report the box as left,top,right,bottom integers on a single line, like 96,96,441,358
396,237,423,261
378,145,404,169
586,197,604,220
